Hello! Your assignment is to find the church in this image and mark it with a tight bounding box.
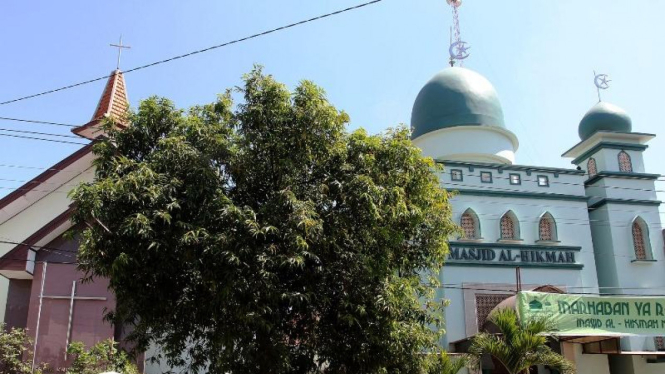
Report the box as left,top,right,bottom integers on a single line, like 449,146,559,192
1,9,665,374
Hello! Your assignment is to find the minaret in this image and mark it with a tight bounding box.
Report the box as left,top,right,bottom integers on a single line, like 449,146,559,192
562,74,664,306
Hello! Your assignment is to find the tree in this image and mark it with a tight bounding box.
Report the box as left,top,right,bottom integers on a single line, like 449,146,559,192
470,308,575,374
65,339,139,374
70,67,457,374
0,323,40,374
426,351,470,374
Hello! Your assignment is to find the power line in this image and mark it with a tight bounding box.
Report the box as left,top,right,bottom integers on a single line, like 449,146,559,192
0,133,88,145
0,116,77,128
0,0,385,106
0,127,81,139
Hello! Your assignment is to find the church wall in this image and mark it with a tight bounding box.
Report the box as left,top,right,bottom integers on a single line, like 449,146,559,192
0,166,94,323
4,279,31,330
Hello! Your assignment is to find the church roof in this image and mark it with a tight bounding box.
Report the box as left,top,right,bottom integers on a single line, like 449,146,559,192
72,69,129,139
410,67,505,139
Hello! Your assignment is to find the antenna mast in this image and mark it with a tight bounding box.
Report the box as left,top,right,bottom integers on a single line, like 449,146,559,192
447,0,470,66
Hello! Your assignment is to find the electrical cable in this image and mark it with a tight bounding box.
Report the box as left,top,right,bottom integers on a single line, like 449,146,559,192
0,133,88,145
0,116,77,128
0,127,82,139
0,0,385,106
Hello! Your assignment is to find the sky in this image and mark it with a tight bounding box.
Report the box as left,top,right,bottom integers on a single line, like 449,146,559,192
1,0,664,201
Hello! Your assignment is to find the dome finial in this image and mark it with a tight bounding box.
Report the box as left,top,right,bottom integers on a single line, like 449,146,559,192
447,0,470,67
593,70,611,102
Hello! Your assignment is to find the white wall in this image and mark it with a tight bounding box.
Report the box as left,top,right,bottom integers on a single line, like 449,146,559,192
414,126,517,164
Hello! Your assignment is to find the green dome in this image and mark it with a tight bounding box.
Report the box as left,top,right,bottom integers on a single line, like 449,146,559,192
578,102,632,140
411,67,505,139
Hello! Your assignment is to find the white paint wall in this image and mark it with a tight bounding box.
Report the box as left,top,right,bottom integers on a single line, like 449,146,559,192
414,126,518,164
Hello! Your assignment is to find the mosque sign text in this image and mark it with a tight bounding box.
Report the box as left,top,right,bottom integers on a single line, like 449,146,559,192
446,242,582,269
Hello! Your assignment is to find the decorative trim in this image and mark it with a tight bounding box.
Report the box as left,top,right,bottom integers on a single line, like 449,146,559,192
588,198,662,210
570,142,649,165
585,171,661,186
437,160,584,175
449,241,582,251
445,262,584,270
451,188,589,201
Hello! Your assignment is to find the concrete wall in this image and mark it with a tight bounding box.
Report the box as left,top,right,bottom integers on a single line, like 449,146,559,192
414,126,517,164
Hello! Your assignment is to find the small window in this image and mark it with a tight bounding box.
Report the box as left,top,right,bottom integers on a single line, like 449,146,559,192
509,173,521,185
537,175,549,187
618,151,633,172
460,209,480,239
451,169,463,181
587,158,598,178
539,212,557,241
655,337,665,351
632,217,651,261
480,171,493,183
500,211,520,240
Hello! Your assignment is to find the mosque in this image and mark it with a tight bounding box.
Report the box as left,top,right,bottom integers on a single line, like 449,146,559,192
412,63,665,372
1,3,665,373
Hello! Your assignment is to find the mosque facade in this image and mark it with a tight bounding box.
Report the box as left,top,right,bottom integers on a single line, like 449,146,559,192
412,65,665,373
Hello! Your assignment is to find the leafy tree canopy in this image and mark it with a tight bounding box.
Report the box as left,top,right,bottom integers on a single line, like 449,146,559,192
71,67,456,374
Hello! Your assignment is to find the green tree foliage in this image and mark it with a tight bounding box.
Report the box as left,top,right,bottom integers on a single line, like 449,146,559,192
426,351,469,374
71,67,456,374
0,323,39,374
470,308,575,374
65,339,138,374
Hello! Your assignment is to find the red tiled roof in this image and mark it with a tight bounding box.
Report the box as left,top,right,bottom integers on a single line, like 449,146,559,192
73,69,129,139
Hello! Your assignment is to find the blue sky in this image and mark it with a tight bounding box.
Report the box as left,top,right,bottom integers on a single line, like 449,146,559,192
1,0,664,200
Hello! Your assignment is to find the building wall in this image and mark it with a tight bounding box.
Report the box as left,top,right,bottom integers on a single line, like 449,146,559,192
435,163,599,347
4,279,31,329
0,163,94,323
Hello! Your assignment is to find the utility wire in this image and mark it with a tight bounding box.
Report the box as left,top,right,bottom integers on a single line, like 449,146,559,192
0,0,385,106
0,133,88,145
0,127,81,139
0,116,77,128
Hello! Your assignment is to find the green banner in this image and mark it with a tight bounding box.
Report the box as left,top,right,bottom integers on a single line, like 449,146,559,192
517,291,665,336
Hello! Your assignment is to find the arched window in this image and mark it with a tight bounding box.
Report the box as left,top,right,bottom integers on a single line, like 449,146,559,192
500,211,520,240
538,212,557,241
460,209,480,239
618,151,633,172
587,158,598,178
632,217,651,260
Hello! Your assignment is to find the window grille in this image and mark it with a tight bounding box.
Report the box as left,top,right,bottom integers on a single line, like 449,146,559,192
500,214,516,239
587,158,598,177
476,293,512,329
461,212,477,239
618,151,633,172
539,216,553,241
632,221,647,260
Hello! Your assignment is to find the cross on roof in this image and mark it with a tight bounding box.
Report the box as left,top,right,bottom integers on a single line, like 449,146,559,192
110,36,131,70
